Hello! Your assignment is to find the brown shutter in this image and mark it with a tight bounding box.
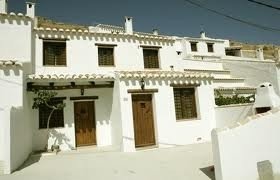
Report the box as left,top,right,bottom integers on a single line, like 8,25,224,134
143,49,159,68
43,41,66,66
173,88,197,120
98,47,114,66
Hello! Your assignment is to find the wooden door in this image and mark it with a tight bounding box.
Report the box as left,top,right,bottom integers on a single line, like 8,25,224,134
132,94,156,148
74,101,96,147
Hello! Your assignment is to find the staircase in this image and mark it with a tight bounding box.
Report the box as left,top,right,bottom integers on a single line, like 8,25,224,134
184,67,256,95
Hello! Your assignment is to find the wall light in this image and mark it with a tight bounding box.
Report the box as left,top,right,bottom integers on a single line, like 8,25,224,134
140,78,145,90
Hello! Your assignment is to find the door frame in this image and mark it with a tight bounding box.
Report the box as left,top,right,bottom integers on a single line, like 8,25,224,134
131,93,158,149
73,100,97,148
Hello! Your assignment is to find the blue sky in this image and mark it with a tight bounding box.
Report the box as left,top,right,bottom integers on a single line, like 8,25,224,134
8,0,280,45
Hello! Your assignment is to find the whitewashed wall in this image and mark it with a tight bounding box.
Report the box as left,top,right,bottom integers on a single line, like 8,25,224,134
178,59,224,71
0,15,33,174
110,81,123,150
0,17,32,63
31,88,113,151
117,78,215,152
212,108,280,180
215,104,254,128
34,33,176,74
183,38,228,57
0,66,33,174
221,59,280,95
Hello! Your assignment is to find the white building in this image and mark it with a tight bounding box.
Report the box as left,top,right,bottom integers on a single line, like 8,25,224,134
0,0,280,174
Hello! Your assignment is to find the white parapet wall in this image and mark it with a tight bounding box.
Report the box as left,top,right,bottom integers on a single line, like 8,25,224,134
215,103,253,128
212,107,280,180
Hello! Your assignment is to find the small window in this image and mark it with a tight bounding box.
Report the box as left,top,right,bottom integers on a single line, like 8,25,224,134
43,41,66,66
143,49,159,69
98,47,114,66
207,43,214,53
190,42,198,52
173,88,197,120
39,99,64,129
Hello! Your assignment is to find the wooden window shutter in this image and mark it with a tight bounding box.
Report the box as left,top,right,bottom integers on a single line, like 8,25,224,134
43,41,66,66
98,47,114,66
173,88,197,120
143,49,159,69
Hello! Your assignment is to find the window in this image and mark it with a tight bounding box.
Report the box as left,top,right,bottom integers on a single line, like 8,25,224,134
173,88,197,120
43,41,66,66
39,99,64,129
143,49,159,69
190,42,198,52
207,43,214,53
98,47,114,66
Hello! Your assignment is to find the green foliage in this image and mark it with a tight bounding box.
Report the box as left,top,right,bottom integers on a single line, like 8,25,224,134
32,90,65,110
215,92,255,106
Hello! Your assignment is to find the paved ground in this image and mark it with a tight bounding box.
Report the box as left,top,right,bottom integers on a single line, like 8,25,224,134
0,143,215,180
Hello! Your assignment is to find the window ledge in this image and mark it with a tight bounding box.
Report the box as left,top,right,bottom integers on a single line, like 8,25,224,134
176,118,200,122
98,65,115,67
38,126,65,130
144,68,161,70
42,65,67,67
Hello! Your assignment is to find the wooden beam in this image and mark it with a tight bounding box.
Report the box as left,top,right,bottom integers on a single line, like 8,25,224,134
140,45,162,49
95,43,117,47
39,37,70,41
27,83,114,91
127,89,158,94
33,97,67,101
70,96,99,100
170,84,200,88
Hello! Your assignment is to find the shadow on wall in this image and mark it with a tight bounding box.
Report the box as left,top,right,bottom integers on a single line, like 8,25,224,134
49,129,75,150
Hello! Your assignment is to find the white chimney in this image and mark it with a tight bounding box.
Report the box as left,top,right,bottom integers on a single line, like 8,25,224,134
253,82,280,114
152,29,159,35
26,1,35,18
200,31,206,39
0,0,8,14
124,16,133,35
256,46,264,60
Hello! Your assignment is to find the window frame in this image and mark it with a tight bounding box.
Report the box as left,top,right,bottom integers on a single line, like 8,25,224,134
190,42,198,52
38,98,65,129
207,43,214,53
142,47,161,69
43,40,67,67
96,44,116,67
172,87,198,121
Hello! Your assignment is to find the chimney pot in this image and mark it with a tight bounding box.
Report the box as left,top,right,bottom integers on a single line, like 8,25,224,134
26,1,35,18
152,29,159,35
256,46,264,60
124,16,133,35
200,31,206,39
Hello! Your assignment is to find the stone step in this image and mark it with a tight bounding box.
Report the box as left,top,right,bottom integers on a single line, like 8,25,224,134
0,161,5,175
213,78,245,88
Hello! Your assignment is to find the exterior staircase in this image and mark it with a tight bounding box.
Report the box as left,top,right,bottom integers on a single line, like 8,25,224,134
184,67,256,95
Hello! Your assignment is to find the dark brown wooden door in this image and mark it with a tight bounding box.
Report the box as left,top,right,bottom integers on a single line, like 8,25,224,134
74,101,96,147
132,94,156,148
